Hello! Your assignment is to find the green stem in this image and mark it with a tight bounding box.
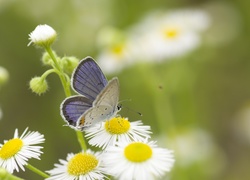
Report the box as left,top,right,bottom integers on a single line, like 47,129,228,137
153,89,176,133
45,47,87,150
41,69,57,80
76,131,87,151
26,164,49,178
45,46,71,97
137,63,176,133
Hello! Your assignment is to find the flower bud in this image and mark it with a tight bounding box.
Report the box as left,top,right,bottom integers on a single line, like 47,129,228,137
28,24,57,47
61,56,79,74
29,77,48,95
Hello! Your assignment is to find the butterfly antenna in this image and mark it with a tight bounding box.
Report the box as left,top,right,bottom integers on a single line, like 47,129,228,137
123,106,143,116
119,99,132,103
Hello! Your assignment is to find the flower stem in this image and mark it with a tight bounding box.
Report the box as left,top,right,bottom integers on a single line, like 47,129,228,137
41,69,57,80
45,46,71,97
45,47,87,150
26,164,49,178
76,131,87,151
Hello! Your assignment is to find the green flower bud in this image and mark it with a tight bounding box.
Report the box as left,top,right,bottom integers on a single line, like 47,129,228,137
61,56,79,74
0,66,9,86
29,77,48,95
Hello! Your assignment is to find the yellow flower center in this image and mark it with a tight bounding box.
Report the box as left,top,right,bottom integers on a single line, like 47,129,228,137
124,142,152,162
111,44,124,56
0,138,23,159
163,28,179,39
105,117,130,134
67,153,98,176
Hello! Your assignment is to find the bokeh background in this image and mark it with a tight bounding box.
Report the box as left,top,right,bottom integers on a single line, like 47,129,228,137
1,0,250,179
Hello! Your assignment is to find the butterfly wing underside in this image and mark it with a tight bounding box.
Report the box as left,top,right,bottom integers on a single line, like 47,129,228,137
77,77,120,128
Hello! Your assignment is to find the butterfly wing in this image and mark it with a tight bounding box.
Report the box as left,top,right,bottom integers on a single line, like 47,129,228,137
77,77,120,129
72,56,108,101
61,96,93,128
77,105,116,130
94,77,119,107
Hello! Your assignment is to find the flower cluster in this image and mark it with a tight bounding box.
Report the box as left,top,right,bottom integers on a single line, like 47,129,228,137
28,24,79,96
96,8,211,74
46,117,174,180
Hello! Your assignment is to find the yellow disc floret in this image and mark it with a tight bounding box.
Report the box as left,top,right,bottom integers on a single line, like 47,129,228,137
105,117,130,134
163,28,179,39
124,142,152,162
0,138,23,159
67,153,98,176
111,44,125,56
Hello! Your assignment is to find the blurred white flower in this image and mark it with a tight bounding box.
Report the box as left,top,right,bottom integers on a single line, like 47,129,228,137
103,139,174,180
130,9,211,62
46,150,106,180
0,128,45,173
85,117,151,149
28,24,57,47
96,27,136,74
96,9,211,72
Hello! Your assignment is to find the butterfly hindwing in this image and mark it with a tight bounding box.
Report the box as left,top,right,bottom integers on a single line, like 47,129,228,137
61,96,93,127
78,105,115,129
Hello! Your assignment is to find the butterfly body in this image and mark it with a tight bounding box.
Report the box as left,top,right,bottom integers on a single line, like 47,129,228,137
61,57,121,131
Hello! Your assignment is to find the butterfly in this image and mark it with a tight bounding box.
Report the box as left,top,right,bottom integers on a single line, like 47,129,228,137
60,56,121,131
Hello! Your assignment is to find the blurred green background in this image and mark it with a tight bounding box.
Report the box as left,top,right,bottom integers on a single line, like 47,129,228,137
1,0,250,179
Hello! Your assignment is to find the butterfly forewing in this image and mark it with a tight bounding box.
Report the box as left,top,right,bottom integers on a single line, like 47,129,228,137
61,96,93,127
72,57,108,101
94,77,119,108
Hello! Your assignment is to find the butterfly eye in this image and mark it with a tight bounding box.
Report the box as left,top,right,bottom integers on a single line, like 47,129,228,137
117,104,122,111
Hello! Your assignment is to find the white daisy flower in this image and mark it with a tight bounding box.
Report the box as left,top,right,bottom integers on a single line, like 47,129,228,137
103,139,174,180
85,117,151,149
0,128,45,173
46,150,107,180
163,9,211,32
28,24,57,47
96,27,136,74
130,9,211,62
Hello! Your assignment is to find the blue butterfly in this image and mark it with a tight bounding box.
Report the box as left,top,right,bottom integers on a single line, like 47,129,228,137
60,57,121,131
